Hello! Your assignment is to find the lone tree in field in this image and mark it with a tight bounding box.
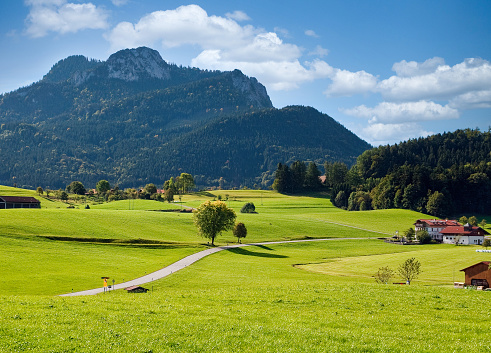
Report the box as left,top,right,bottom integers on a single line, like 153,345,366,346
398,257,421,285
193,201,236,246
374,266,394,284
36,186,44,196
233,222,247,243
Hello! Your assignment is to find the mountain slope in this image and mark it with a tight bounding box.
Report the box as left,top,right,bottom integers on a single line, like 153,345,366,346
0,47,370,189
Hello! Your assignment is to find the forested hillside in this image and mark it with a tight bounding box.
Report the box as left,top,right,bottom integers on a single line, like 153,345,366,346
0,47,370,189
328,129,491,216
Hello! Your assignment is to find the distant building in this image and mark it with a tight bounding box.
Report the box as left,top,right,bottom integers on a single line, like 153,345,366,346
441,224,488,245
125,285,149,293
460,262,491,289
414,219,461,242
0,196,41,209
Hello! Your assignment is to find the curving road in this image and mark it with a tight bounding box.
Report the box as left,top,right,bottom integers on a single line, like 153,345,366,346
59,238,367,297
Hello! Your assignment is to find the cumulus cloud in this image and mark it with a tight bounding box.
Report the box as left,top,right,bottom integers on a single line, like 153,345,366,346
342,101,459,124
225,10,251,22
24,0,108,37
324,69,378,97
335,56,490,144
378,57,491,102
391,57,445,77
449,90,491,109
105,4,331,90
361,122,433,145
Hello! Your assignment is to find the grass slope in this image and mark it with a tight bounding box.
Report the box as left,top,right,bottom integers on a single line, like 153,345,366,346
1,188,491,351
1,240,491,352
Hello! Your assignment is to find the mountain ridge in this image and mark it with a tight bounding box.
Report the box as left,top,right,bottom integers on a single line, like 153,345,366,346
0,47,371,189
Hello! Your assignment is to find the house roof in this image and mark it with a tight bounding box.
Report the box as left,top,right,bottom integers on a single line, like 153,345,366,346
0,196,40,203
414,219,460,227
460,261,490,272
125,285,147,291
440,225,489,236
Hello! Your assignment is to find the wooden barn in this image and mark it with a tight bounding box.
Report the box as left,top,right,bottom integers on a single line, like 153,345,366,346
0,196,41,209
125,285,149,293
460,261,491,289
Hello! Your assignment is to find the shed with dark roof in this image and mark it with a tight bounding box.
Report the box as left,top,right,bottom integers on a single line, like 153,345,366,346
125,285,149,293
0,196,41,209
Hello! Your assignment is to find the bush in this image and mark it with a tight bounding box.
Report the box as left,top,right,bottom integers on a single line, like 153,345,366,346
416,230,432,244
374,266,394,284
240,202,256,213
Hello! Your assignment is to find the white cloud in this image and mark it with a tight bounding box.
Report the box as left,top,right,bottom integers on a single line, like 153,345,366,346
192,54,332,91
24,0,108,37
324,69,378,97
305,29,318,37
342,100,459,124
449,90,491,109
308,45,329,58
106,4,332,91
361,122,433,145
106,5,256,51
225,10,251,22
392,57,445,77
378,58,491,102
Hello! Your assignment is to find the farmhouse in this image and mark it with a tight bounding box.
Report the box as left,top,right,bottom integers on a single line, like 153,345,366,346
440,224,488,245
0,196,41,209
414,219,460,242
460,261,491,289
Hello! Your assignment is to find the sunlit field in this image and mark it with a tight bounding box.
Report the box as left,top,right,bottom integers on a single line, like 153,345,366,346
1,188,490,352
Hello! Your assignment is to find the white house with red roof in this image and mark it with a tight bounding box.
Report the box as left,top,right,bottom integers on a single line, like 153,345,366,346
441,224,488,245
414,219,461,242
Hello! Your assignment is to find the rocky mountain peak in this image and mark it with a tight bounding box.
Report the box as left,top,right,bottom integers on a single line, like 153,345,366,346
105,47,171,81
230,69,272,108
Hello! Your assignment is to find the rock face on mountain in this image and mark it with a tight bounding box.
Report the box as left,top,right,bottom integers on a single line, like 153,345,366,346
0,47,370,189
105,47,172,81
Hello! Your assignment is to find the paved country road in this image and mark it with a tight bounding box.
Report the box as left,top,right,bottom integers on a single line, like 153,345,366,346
59,238,368,297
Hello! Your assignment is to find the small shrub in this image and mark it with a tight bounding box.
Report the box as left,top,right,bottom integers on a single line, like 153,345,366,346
240,202,256,213
374,266,394,284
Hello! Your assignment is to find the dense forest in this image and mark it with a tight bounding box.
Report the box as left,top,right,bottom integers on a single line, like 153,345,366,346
0,47,370,189
322,129,490,216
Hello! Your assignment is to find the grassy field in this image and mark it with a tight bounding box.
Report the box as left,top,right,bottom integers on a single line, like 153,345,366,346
1,240,491,352
1,187,490,351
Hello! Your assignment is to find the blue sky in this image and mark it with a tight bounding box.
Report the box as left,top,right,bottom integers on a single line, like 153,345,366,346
1,1,490,145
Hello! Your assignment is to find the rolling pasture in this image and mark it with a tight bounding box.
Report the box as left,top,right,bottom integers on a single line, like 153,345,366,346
1,186,490,352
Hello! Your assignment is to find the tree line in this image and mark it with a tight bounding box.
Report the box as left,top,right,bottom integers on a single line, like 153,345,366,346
330,129,491,216
37,173,196,203
272,129,491,218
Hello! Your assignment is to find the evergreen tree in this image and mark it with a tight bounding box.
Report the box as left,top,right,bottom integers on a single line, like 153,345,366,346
272,163,292,193
290,160,307,193
304,162,322,191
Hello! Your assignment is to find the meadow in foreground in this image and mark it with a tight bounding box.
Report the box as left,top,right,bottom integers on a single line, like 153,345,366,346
1,187,490,352
1,240,490,352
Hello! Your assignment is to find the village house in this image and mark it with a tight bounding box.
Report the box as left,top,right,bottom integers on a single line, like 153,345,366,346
0,196,41,209
460,261,491,289
441,224,488,245
414,219,461,242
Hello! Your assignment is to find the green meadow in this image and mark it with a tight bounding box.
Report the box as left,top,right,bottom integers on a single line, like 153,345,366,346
1,186,490,352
